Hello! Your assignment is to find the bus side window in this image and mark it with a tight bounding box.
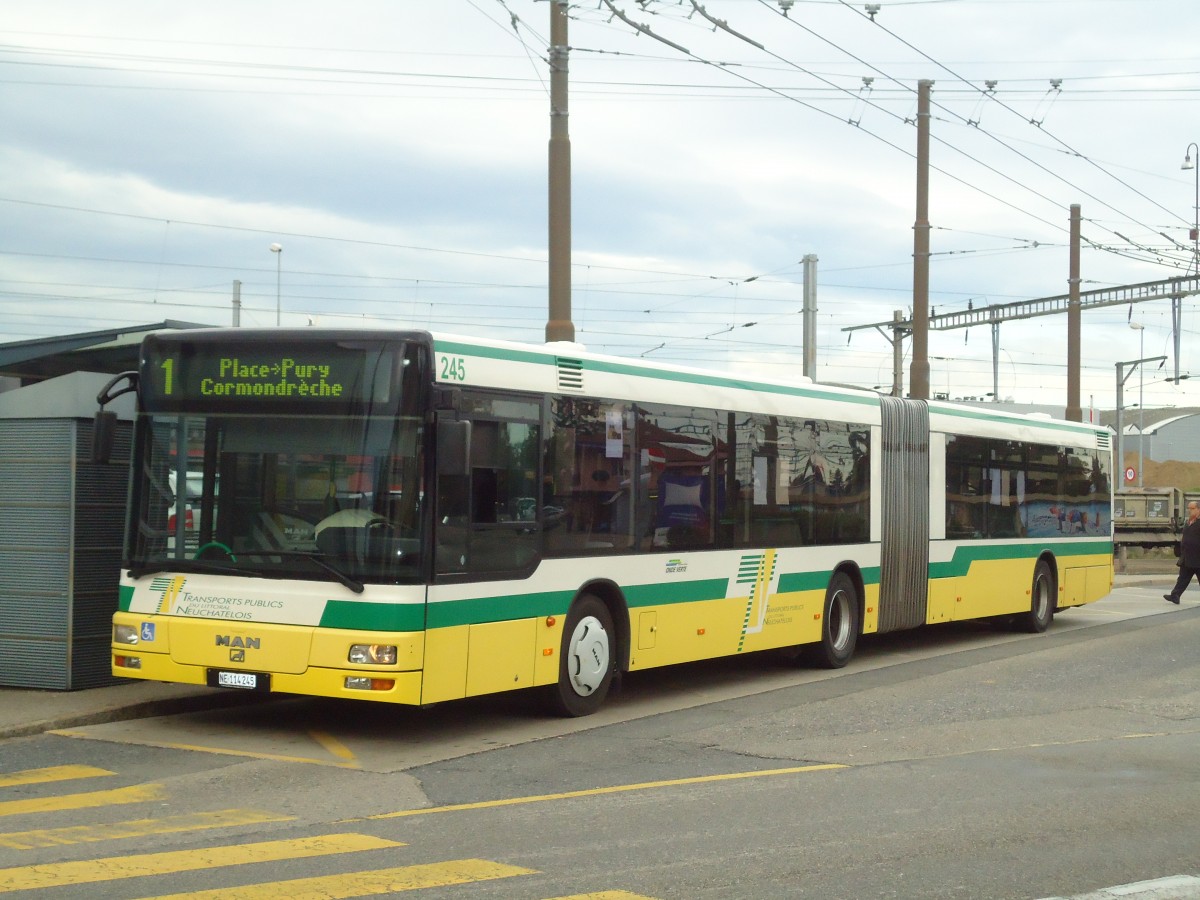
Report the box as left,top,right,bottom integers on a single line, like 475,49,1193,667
438,410,541,575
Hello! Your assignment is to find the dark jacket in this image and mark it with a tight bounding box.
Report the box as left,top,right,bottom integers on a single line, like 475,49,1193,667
1179,517,1200,568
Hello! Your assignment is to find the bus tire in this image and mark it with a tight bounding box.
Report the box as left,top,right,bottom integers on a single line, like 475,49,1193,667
546,595,616,717
1017,560,1055,633
805,571,859,669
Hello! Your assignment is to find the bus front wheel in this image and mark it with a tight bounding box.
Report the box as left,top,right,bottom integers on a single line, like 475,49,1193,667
1017,560,1055,633
804,571,859,669
546,595,616,717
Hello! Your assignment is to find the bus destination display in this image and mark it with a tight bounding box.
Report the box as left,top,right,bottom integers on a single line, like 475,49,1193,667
142,342,393,409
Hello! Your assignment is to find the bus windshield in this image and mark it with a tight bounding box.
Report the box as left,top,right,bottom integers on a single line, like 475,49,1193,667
127,334,428,584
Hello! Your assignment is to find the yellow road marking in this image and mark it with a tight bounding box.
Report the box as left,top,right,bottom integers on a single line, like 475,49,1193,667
0,765,114,788
0,809,295,850
53,730,361,769
136,859,536,899
369,764,847,820
308,730,359,767
0,833,402,892
0,784,166,818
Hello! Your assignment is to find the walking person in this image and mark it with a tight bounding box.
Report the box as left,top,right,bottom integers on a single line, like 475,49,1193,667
1165,500,1200,604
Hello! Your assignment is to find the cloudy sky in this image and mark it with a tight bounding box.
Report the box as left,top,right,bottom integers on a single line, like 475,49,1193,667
2,0,1199,409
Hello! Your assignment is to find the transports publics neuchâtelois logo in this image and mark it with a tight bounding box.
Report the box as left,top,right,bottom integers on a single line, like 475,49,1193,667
149,576,282,620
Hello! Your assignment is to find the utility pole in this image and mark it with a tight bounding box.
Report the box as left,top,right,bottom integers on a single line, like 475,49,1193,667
232,280,241,326
1066,204,1082,421
909,79,933,400
546,0,574,343
802,254,818,380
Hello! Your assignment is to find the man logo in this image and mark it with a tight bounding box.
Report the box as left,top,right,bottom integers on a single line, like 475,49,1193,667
215,635,261,650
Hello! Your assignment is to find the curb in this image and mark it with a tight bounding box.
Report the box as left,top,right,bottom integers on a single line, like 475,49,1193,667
0,691,270,741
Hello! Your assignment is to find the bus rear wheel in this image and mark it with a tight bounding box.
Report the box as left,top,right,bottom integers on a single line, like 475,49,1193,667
546,595,616,717
1017,560,1055,633
804,571,859,669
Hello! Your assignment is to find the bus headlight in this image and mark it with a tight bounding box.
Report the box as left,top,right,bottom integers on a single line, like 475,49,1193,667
113,624,139,645
348,644,397,665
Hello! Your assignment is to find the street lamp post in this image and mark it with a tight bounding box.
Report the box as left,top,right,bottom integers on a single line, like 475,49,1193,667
1115,351,1166,493
1183,143,1198,275
269,243,283,325
1129,322,1145,487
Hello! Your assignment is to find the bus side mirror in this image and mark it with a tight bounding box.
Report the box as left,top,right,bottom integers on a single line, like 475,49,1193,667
92,370,138,464
437,418,471,477
92,410,117,464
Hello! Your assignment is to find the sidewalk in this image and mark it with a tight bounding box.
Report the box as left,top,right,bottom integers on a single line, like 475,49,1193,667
0,573,1177,741
0,680,254,741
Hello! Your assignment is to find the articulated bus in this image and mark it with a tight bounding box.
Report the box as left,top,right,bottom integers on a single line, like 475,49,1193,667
96,328,1114,716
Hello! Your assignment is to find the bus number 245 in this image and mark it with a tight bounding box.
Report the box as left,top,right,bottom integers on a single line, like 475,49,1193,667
439,355,467,382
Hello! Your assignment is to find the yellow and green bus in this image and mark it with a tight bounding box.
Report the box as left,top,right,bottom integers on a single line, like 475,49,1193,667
100,327,1113,716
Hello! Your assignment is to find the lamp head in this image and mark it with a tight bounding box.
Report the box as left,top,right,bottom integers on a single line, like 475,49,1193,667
1183,154,1195,172
269,243,283,253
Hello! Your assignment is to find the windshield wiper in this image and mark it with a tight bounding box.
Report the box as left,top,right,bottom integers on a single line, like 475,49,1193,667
129,551,365,594
222,550,365,594
129,559,243,579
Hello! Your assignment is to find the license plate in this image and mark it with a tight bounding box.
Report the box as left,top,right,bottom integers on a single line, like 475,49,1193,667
207,669,270,691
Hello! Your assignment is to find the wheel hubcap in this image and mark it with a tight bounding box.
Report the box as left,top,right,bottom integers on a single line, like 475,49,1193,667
1034,576,1049,617
566,615,610,696
830,590,851,651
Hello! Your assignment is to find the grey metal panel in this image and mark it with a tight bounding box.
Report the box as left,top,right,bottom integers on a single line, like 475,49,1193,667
0,417,130,689
0,640,70,690
0,593,69,636
878,397,930,633
68,422,128,689
71,637,120,688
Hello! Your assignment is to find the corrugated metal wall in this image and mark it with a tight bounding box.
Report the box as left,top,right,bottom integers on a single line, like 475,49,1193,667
877,397,930,633
0,417,131,689
1139,415,1200,464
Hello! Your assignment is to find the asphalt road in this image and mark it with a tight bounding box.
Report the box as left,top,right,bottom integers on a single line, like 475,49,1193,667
1,582,1197,899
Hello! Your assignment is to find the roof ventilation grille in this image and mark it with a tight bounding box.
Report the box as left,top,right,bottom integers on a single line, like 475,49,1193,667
556,357,584,392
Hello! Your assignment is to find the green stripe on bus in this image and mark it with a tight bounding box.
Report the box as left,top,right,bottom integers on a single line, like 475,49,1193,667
118,584,134,612
434,339,876,406
434,337,1102,436
425,589,577,629
423,577,732,629
930,403,1105,436
928,539,1113,578
318,537,1111,632
776,540,1111,593
777,567,881,593
624,578,730,607
319,600,427,631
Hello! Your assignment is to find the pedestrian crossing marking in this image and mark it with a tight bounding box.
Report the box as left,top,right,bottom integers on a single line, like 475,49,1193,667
0,764,664,899
0,832,402,892
0,784,166,819
0,809,295,850
0,766,114,789
134,859,537,899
